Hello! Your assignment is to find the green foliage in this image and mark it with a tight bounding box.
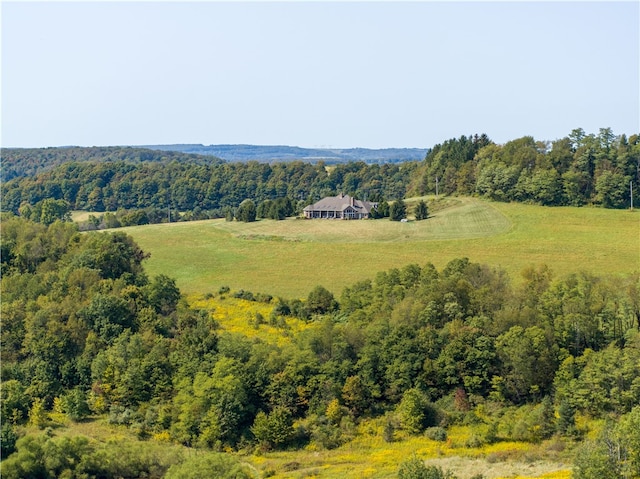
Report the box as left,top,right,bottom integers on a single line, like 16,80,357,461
236,199,257,222
553,333,640,417
146,274,181,316
619,406,640,478
595,171,631,208
0,423,19,458
68,230,149,281
25,198,73,225
505,398,555,443
397,456,456,479
425,426,447,442
251,407,294,450
306,414,353,450
164,453,253,479
373,200,390,218
0,433,182,479
3,212,640,478
171,356,249,448
390,199,407,221
28,397,49,429
1,145,221,181
119,209,150,227
494,326,557,403
79,293,135,343
414,199,428,220
58,388,91,421
257,197,296,219
1,157,418,219
91,331,173,407
397,388,437,434
415,128,638,209
1,380,30,425
306,285,338,315
573,435,623,479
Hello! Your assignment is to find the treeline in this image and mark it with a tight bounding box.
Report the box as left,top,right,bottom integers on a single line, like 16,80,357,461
2,129,638,224
412,128,639,208
0,146,223,182
1,160,415,216
2,217,639,477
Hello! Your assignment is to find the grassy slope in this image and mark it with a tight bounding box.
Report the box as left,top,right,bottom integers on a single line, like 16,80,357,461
124,197,639,298
29,415,573,479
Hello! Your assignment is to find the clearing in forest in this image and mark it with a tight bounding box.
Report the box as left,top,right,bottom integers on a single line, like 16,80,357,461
123,197,639,298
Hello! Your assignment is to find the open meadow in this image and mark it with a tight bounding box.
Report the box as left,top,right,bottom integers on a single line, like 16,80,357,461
123,197,639,299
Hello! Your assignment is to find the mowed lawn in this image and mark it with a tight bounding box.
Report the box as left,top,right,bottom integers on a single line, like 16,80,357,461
123,197,639,298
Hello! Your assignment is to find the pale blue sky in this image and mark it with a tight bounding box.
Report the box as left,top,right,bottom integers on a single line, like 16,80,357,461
2,1,638,149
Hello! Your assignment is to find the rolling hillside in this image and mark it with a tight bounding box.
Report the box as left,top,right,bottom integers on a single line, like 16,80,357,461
123,198,639,298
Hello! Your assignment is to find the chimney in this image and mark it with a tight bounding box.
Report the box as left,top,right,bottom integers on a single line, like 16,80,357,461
351,196,354,206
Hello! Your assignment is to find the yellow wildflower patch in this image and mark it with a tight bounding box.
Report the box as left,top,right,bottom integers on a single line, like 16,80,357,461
187,294,312,347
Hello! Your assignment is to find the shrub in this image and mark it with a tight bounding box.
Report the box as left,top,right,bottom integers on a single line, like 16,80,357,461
59,388,91,421
164,452,252,479
383,418,396,443
397,456,457,479
283,461,301,471
464,434,486,448
0,423,18,458
251,407,294,450
305,415,351,450
27,398,48,429
233,289,255,301
0,380,30,425
425,427,447,442
108,405,137,425
255,292,273,303
397,388,438,434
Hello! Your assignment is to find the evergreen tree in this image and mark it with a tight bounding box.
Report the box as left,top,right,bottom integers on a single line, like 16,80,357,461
390,199,407,221
414,199,428,220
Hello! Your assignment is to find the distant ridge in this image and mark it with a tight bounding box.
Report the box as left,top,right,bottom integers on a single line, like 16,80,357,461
0,146,223,181
1,144,429,181
140,144,429,163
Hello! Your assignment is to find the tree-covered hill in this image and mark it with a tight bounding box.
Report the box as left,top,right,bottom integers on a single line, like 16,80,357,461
409,128,639,208
0,146,224,181
2,129,638,223
1,160,415,215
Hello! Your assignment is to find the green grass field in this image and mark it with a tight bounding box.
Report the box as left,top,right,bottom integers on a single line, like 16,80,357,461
120,197,639,298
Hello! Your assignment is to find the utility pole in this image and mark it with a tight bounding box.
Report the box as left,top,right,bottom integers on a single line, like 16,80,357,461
631,181,634,210
435,176,439,197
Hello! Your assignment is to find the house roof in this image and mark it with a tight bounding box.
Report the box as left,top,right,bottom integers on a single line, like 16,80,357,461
303,193,376,214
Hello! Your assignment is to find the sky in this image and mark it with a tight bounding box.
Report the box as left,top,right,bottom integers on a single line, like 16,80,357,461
1,1,639,149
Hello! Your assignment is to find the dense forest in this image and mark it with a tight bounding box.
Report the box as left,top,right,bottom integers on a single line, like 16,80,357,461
2,129,638,229
0,146,223,182
1,216,639,477
412,128,639,209
0,159,414,223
